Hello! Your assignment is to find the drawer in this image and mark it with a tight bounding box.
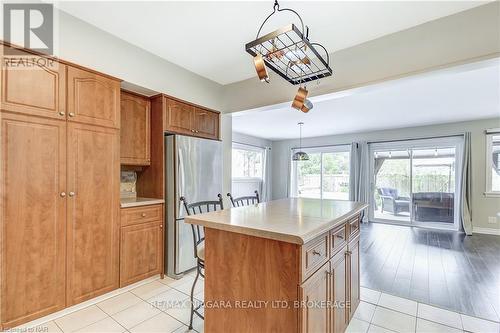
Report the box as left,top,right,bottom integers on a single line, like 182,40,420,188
348,214,360,238
301,232,329,281
330,225,347,256
121,204,163,226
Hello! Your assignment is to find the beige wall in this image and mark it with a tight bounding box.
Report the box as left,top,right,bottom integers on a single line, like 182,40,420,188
271,118,500,233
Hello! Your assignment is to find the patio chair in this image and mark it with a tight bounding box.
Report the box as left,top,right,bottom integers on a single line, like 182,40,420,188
377,187,410,216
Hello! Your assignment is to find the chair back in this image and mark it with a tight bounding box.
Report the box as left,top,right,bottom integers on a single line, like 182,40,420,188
380,187,398,198
227,190,260,208
180,194,224,260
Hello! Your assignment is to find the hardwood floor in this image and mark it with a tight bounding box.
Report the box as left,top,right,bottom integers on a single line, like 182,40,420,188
360,222,500,322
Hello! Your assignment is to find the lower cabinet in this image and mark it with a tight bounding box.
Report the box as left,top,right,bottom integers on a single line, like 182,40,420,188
300,264,330,333
348,235,360,321
120,204,164,287
331,248,348,333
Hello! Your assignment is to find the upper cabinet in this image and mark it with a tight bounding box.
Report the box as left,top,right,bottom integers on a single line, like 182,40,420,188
120,91,151,165
1,54,66,120
67,66,120,129
163,97,219,140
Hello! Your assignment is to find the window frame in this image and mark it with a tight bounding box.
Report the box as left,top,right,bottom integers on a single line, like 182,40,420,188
231,143,265,181
485,130,500,197
289,145,351,200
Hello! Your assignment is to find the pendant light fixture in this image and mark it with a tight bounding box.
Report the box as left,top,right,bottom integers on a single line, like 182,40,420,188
246,0,332,113
292,122,309,161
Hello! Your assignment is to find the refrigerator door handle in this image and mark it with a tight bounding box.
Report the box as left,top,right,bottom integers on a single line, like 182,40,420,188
177,148,186,215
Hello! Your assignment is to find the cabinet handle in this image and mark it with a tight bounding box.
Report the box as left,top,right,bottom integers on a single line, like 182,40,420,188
195,130,199,133
191,129,195,133
312,250,321,256
58,111,65,116
336,234,344,240
68,191,75,197
69,112,75,117
60,192,66,198
346,250,352,255
141,213,147,217
326,270,333,276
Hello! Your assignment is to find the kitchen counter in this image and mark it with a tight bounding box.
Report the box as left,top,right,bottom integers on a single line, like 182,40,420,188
120,197,164,208
185,198,367,244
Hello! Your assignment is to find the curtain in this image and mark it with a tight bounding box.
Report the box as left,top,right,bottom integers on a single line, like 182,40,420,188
261,147,272,201
460,132,473,235
349,142,369,222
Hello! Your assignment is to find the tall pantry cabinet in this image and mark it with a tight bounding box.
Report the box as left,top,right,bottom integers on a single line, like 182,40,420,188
0,49,121,328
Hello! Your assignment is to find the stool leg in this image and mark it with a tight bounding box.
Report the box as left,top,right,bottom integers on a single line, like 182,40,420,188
189,263,200,329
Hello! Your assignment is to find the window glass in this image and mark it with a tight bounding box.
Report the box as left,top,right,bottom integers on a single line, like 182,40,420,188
490,135,500,193
296,153,321,198
322,152,350,200
232,147,263,178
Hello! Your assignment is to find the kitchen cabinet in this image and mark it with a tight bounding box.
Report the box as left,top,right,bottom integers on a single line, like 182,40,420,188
347,235,360,321
120,204,164,287
67,66,120,129
120,91,151,165
1,53,66,120
0,112,67,328
66,123,120,305
331,247,348,333
300,263,330,333
163,97,220,140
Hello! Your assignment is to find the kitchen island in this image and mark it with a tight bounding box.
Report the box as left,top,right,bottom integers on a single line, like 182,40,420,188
185,198,368,333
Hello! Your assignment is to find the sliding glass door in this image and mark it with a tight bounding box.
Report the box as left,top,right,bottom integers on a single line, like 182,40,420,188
369,137,462,230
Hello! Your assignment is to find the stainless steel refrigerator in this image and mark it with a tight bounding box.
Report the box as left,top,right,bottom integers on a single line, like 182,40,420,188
165,134,223,278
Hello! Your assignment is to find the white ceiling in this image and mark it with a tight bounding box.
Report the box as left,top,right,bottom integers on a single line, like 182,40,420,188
55,1,487,85
231,59,500,140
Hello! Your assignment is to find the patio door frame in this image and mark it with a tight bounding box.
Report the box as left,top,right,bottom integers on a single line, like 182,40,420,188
368,136,464,231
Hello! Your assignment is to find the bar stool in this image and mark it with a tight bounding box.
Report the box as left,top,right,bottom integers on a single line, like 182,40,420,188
227,190,260,207
180,194,224,330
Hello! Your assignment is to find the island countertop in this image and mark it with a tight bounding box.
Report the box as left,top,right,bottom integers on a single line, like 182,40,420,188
185,198,368,244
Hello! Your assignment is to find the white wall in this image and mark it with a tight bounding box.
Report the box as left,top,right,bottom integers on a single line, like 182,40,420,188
271,118,500,232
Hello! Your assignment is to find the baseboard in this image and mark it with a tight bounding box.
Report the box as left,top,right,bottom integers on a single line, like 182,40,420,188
473,227,500,235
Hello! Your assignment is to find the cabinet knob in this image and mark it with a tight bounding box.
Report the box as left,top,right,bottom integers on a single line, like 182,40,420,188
59,111,65,116
159,224,163,228
141,213,147,217
60,192,66,198
191,129,195,133
69,112,75,117
195,130,199,133
68,191,75,197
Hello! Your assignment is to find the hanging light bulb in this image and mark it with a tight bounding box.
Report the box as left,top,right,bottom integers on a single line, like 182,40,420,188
434,148,438,157
300,99,313,113
292,122,309,161
389,151,392,158
253,53,269,83
292,86,308,110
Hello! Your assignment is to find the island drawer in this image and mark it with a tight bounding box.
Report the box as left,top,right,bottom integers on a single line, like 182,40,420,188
301,232,329,281
121,204,163,226
348,214,360,238
330,225,347,256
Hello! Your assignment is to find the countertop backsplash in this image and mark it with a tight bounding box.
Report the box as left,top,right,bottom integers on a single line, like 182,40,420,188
120,171,137,198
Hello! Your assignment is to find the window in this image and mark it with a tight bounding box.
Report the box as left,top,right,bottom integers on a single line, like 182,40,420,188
232,145,263,179
486,132,500,196
290,146,350,200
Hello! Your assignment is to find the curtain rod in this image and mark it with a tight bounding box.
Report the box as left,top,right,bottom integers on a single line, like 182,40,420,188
291,143,351,150
367,134,464,145
232,141,271,150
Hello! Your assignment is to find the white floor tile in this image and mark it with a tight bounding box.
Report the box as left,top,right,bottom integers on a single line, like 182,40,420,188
168,276,196,289
131,281,171,300
55,306,108,332
361,287,382,305
157,276,177,286
194,291,204,302
173,278,204,296
416,318,462,333
379,293,418,316
347,318,371,333
75,317,126,333
460,314,500,333
147,288,191,312
97,292,143,315
417,303,462,330
354,301,377,322
111,301,161,329
368,324,397,333
371,306,417,333
16,321,63,333
129,313,184,333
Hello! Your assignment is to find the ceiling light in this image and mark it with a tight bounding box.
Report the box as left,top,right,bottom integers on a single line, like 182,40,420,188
292,122,309,161
253,53,269,83
291,86,308,110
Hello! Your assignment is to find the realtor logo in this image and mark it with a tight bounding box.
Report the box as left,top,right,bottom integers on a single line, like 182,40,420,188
3,3,54,55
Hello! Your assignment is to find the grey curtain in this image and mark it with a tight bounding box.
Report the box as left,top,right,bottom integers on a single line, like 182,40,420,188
261,147,272,201
460,132,473,235
349,142,369,222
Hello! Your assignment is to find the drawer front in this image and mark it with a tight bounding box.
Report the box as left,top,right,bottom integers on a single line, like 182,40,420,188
348,214,360,238
121,204,163,226
302,232,329,281
330,225,347,256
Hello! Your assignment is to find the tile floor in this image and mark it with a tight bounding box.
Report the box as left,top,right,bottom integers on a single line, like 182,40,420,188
9,275,500,333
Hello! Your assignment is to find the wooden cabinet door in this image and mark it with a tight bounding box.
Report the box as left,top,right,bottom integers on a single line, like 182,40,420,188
66,123,120,305
164,99,194,135
67,66,120,129
348,235,360,320
0,112,66,328
300,264,329,333
193,108,219,140
120,220,163,287
120,92,151,165
1,55,66,120
330,246,348,333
